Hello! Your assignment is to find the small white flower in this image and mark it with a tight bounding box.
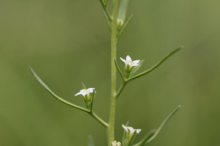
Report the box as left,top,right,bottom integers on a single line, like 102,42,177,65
120,55,140,68
122,124,141,135
112,141,121,146
75,88,95,97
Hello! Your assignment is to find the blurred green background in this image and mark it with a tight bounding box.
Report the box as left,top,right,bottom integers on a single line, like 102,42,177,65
1,0,220,145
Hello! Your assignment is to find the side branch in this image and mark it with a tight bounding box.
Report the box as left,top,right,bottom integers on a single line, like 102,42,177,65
128,47,183,82
29,67,89,112
99,0,112,21
90,112,109,127
29,67,108,127
115,82,127,98
114,59,125,81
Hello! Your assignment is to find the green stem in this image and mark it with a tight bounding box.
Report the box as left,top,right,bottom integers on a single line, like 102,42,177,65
29,67,108,128
90,112,109,127
127,47,182,82
108,0,119,145
99,0,112,21
115,82,127,99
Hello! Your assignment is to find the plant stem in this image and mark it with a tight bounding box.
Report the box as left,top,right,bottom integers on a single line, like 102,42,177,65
90,112,108,127
108,0,119,145
115,82,127,99
99,0,112,21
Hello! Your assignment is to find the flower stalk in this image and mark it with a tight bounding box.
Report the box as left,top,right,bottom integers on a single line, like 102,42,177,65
108,0,119,144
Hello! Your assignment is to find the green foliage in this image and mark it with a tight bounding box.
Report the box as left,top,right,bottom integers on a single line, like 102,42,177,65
29,0,182,146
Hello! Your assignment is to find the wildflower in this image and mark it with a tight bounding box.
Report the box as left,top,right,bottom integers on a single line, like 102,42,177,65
75,88,95,97
112,141,121,146
122,124,141,135
120,55,140,72
75,88,95,102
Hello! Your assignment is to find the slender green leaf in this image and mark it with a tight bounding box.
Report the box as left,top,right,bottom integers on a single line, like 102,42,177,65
129,60,144,77
145,105,181,144
104,11,111,30
117,14,133,39
99,0,105,7
126,132,137,146
99,0,112,21
29,67,89,112
88,135,95,146
90,90,96,111
118,0,129,23
114,59,125,81
128,46,183,82
132,129,155,146
82,82,87,89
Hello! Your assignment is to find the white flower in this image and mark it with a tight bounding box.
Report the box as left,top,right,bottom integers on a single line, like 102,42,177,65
122,124,141,135
112,141,121,146
75,88,95,97
120,55,140,68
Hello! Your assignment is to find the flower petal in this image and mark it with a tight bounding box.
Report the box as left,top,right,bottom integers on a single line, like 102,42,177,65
131,64,139,67
133,60,140,64
120,57,126,63
126,55,132,61
122,124,128,132
81,92,88,96
127,126,136,134
88,88,95,93
75,91,82,96
75,89,87,96
136,129,141,134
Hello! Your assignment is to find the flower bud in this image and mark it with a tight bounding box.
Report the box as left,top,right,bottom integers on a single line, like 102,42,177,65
117,19,124,31
112,141,121,146
117,0,129,30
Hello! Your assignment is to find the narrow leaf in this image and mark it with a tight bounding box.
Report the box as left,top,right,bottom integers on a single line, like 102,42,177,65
118,0,129,23
129,60,144,77
146,105,181,144
117,14,133,40
128,46,183,82
29,67,89,112
126,132,137,146
104,11,111,30
132,129,155,146
90,90,96,111
82,82,86,89
88,135,95,146
114,59,125,81
99,0,105,7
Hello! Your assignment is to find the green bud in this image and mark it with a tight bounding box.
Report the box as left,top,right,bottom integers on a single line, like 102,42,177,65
117,19,124,31
117,0,129,29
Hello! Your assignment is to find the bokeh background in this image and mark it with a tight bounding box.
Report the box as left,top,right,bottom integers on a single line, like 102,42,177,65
1,0,220,145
